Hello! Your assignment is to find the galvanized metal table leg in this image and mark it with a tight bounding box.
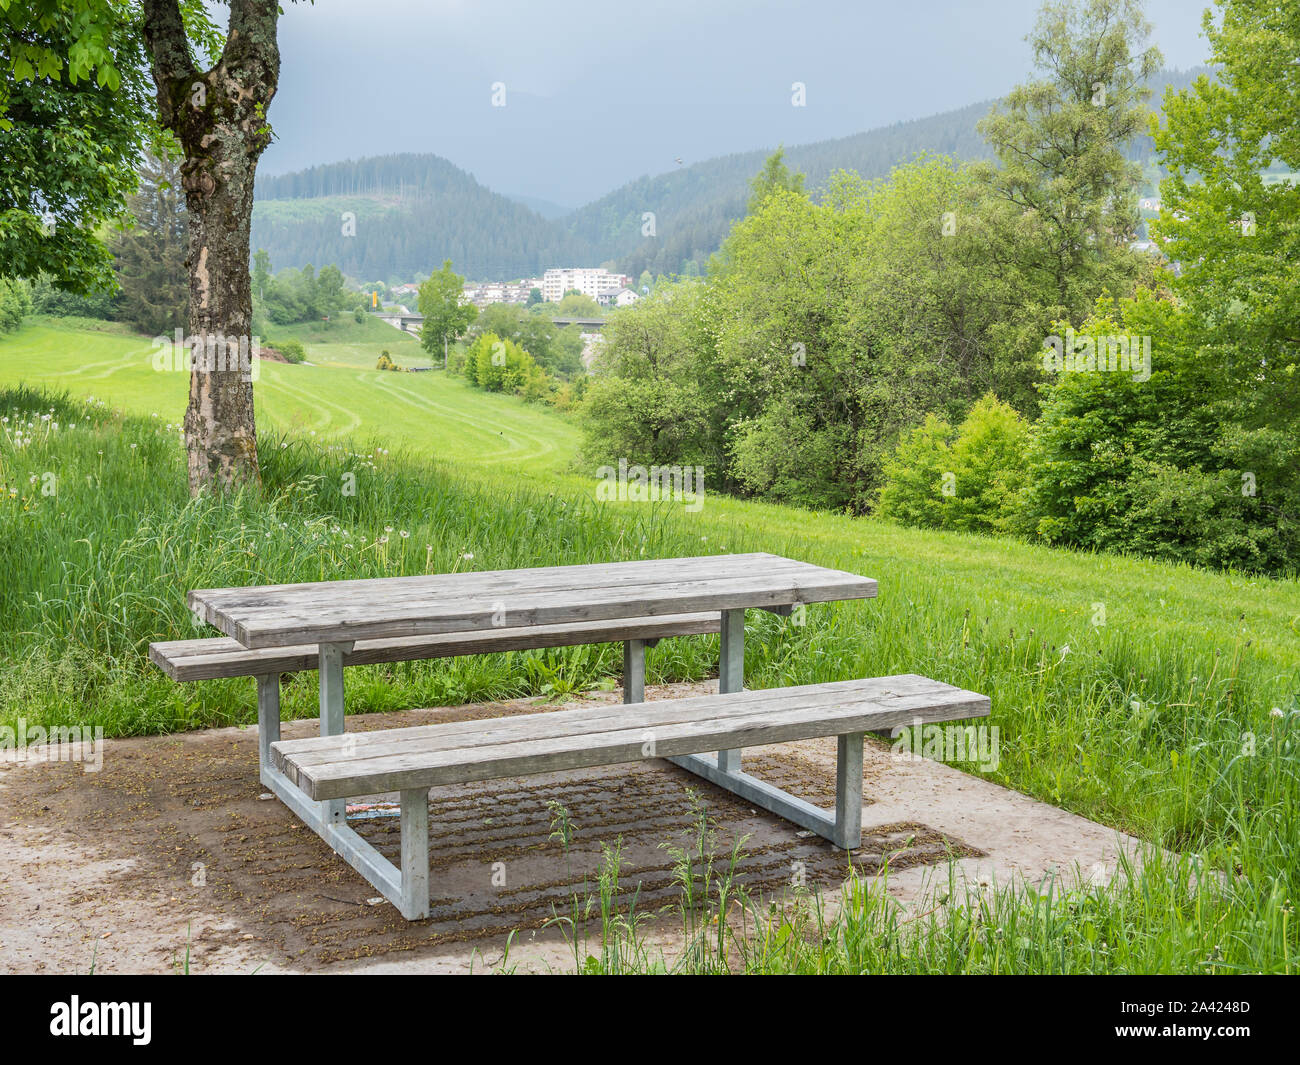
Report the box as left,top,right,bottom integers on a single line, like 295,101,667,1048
667,727,862,850
318,642,349,825
623,638,646,704
256,673,281,788
399,787,430,919
716,608,744,774
259,644,415,918
834,732,864,850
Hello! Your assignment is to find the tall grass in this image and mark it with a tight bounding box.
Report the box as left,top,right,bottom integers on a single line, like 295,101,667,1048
3,385,1299,973
549,804,1298,974
0,386,732,734
582,845,1299,974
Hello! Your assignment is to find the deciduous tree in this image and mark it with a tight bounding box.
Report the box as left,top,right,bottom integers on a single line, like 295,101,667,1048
0,1,180,292
138,0,282,492
976,0,1162,320
418,259,476,367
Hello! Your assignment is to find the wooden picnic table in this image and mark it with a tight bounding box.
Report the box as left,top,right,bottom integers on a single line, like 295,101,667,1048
184,553,883,917
188,553,877,649
189,550,876,804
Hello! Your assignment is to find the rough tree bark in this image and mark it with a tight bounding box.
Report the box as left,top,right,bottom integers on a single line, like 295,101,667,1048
142,0,279,494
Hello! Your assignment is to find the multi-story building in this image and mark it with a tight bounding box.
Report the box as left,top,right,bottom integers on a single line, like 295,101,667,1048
460,278,540,308
541,268,630,304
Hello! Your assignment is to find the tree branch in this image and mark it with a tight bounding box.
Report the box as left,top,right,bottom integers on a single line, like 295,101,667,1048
141,0,196,131
223,0,281,85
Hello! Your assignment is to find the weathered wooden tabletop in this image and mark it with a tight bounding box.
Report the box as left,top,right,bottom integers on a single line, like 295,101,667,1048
189,553,877,650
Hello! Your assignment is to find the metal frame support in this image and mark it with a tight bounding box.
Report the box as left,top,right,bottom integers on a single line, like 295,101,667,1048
621,611,862,852
252,618,864,922
318,642,351,825
260,757,418,914
716,608,744,773
667,730,864,850
253,645,431,920
622,638,645,704
399,788,430,919
834,732,864,848
256,672,281,788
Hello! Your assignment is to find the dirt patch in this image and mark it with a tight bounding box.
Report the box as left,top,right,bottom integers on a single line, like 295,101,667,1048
0,683,1138,974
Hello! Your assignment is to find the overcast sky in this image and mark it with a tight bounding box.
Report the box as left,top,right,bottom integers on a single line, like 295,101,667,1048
260,0,1214,207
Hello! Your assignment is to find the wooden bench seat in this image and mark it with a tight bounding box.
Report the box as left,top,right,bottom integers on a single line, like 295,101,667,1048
149,612,722,682
271,674,990,919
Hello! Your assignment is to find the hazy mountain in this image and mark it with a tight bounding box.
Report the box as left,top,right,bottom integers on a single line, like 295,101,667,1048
505,194,575,220
251,155,588,283
250,68,1211,284
573,66,1209,278
569,100,997,278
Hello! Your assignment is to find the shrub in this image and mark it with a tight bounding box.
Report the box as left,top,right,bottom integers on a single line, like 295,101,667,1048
0,278,32,333
520,365,552,404
877,395,1029,535
729,399,856,510
581,374,709,468
28,274,118,321
278,339,306,364
876,414,956,528
464,332,546,395
375,349,398,371
944,396,1031,534
550,375,588,413
1020,292,1297,573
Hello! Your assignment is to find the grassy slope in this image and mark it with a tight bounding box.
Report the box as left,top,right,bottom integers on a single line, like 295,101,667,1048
3,320,1299,971
8,319,1291,677
2,317,581,475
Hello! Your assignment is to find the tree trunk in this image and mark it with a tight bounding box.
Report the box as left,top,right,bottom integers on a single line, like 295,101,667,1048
142,0,280,495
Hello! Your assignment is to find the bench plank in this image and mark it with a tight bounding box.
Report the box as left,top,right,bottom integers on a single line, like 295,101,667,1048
272,675,989,800
273,672,952,765
150,612,722,682
188,554,877,649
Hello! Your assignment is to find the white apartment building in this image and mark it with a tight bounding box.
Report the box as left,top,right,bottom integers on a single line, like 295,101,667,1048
542,267,630,304
460,278,540,308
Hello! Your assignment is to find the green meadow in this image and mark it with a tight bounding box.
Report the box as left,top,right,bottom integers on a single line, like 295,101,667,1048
2,319,1298,972
3,316,580,475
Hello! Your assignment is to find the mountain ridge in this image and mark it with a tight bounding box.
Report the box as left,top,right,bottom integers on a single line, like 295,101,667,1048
251,67,1210,283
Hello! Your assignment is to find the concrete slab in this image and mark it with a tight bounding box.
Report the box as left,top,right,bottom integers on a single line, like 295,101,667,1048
0,682,1141,973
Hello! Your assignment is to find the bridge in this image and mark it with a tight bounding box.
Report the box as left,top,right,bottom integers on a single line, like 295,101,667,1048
549,316,607,330
374,311,424,336
373,311,607,335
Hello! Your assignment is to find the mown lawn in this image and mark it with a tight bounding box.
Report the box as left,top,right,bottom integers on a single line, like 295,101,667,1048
262,311,422,369
0,317,581,474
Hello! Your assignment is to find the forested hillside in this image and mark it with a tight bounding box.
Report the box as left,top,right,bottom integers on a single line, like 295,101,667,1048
565,100,998,278
577,68,1207,277
251,68,1209,283
251,154,588,282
